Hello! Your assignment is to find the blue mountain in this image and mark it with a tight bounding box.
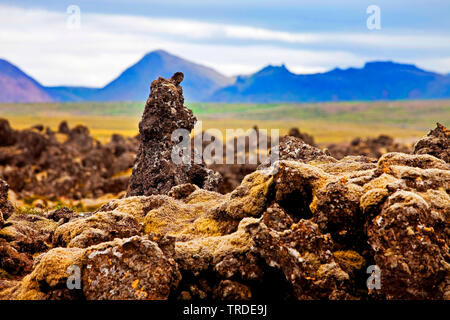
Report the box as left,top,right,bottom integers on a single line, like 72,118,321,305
2,51,450,103
209,61,450,102
0,59,53,103
0,51,233,103
90,50,233,102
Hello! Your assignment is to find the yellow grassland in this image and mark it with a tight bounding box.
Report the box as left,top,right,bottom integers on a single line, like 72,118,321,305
4,115,426,144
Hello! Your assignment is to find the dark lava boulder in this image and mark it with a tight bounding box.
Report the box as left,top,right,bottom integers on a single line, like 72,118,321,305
127,72,220,197
413,122,449,163
0,179,14,228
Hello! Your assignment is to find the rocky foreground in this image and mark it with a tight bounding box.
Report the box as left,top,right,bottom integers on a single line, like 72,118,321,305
0,118,139,204
0,73,449,300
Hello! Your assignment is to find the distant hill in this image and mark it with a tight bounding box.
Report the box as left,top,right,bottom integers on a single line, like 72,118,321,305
209,61,450,102
0,59,53,103
90,50,234,102
0,51,233,103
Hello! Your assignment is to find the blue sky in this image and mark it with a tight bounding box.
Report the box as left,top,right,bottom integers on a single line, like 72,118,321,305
1,0,449,86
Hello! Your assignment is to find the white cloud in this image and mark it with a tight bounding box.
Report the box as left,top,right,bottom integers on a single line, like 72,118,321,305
0,4,449,87
415,57,450,74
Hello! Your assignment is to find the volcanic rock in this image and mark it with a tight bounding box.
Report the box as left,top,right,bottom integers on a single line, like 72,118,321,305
0,119,16,146
288,127,316,146
327,135,411,160
127,72,220,197
0,238,32,276
52,210,143,248
0,236,180,300
45,207,77,224
413,122,450,163
0,179,14,227
83,236,181,300
0,119,139,201
258,136,334,170
0,213,58,253
0,117,448,301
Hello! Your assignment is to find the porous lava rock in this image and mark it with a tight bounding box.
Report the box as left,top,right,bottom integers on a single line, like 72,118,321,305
0,213,58,254
127,72,220,197
327,135,411,160
0,238,32,276
0,179,14,228
82,236,181,300
287,127,316,146
0,81,448,302
413,122,449,163
52,210,143,248
2,129,448,300
0,236,180,300
0,118,139,201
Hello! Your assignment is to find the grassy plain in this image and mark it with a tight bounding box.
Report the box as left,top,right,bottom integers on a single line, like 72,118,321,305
1,99,449,144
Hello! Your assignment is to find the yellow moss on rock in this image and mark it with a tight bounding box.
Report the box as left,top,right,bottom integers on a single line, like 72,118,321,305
419,189,450,210
0,268,12,280
175,217,258,271
54,133,68,144
4,247,85,300
360,188,389,214
53,210,141,248
333,250,366,271
104,196,148,221
0,213,58,244
378,152,449,170
178,217,222,238
315,156,375,176
222,171,274,219
142,191,227,240
363,173,403,192
185,189,224,204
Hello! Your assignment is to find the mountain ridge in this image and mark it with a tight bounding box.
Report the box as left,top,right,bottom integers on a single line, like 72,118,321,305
91,50,234,102
1,51,450,103
0,59,53,103
209,60,450,102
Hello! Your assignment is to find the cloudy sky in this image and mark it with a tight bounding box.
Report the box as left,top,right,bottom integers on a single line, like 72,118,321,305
1,0,449,87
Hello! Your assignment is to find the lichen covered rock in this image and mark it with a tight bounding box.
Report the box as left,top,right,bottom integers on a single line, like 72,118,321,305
0,213,58,253
1,101,448,302
52,210,143,248
249,217,354,299
1,247,85,300
366,190,449,299
1,236,180,300
83,236,180,300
